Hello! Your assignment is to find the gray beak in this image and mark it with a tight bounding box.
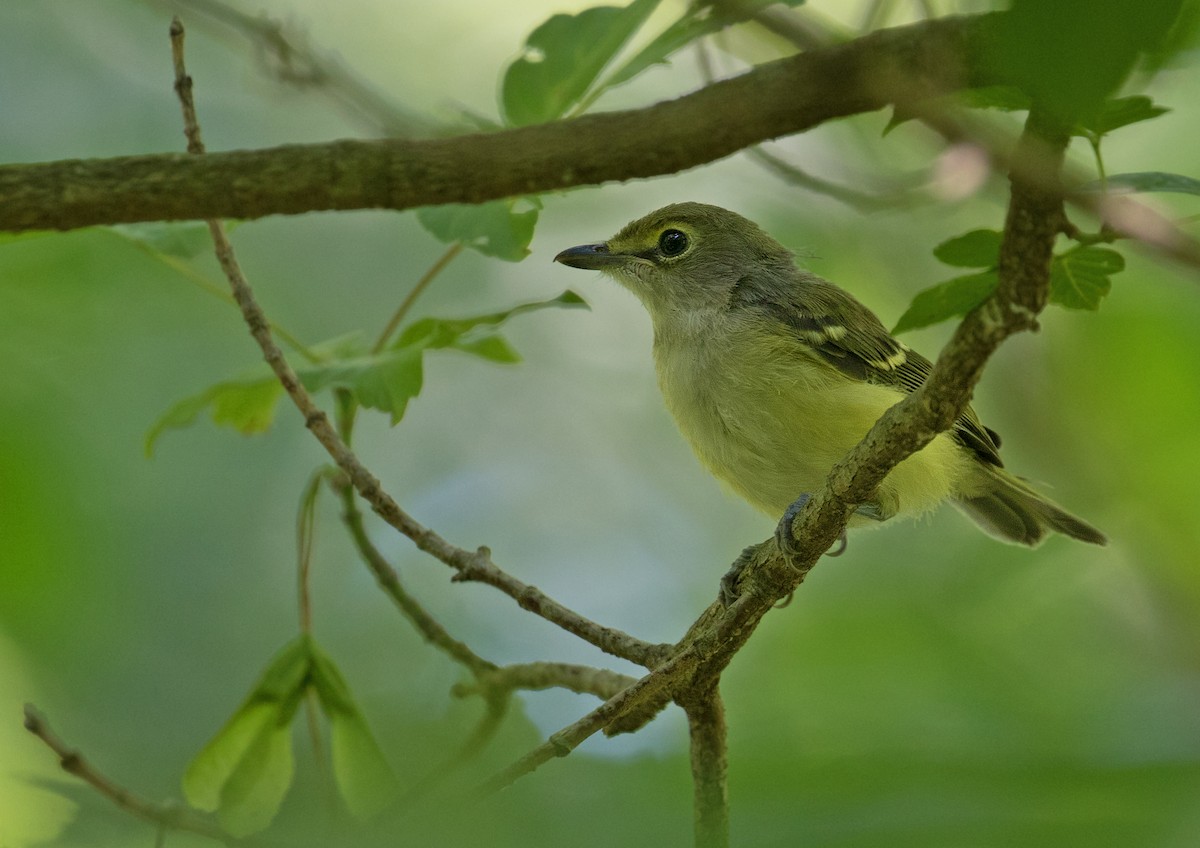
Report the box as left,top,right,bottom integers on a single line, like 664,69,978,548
554,243,620,270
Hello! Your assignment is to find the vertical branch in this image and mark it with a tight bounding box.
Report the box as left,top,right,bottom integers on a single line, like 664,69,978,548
682,687,729,848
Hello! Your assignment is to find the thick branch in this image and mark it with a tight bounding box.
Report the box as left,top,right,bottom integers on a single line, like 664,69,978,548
0,14,998,232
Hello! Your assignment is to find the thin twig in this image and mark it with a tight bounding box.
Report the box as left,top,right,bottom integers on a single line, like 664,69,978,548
168,20,665,671
153,0,443,137
372,242,463,354
453,663,639,701
476,647,699,795
23,704,232,844
397,691,511,808
336,476,496,675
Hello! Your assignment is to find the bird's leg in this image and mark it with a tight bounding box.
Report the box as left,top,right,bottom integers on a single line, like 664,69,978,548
720,495,888,606
720,543,764,607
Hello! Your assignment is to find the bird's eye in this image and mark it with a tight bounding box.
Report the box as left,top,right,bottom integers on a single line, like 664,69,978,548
658,229,689,257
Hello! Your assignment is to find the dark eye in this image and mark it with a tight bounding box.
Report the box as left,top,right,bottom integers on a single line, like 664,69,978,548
658,229,689,257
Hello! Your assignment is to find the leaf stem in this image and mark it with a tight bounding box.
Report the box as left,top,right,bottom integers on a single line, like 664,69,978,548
372,242,463,354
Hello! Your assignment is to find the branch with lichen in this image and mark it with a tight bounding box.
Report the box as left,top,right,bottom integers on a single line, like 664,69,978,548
0,15,1001,232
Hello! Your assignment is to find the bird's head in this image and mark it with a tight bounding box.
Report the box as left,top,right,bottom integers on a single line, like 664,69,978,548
554,202,795,317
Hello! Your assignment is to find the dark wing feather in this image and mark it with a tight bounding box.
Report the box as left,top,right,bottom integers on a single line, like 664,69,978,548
735,271,1003,467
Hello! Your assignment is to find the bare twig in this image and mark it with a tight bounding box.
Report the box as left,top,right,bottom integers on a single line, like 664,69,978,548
169,18,666,670
681,689,729,848
23,704,232,844
152,0,442,137
453,663,639,701
372,242,463,354
336,476,496,675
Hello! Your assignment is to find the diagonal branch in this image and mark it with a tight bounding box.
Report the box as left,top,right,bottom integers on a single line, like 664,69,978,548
483,101,1074,780
168,18,668,672
24,704,234,845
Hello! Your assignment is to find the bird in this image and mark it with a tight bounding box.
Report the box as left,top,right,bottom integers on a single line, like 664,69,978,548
554,201,1106,553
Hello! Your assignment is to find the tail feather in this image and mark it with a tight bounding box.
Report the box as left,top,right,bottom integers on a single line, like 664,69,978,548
954,466,1107,547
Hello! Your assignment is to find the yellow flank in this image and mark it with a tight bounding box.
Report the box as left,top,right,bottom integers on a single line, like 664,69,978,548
553,201,1107,547
653,307,968,524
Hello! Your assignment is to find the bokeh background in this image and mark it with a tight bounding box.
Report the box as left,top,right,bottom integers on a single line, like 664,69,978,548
2,1,1199,846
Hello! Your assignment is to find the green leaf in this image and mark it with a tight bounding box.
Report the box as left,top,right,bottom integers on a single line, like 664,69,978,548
148,294,587,439
892,271,998,334
182,638,311,818
145,376,284,456
1082,171,1200,195
1075,95,1170,137
1049,247,1124,310
417,198,541,261
108,222,231,259
932,229,1003,268
452,334,522,363
989,0,1182,124
300,347,425,425
216,716,295,837
329,712,399,819
308,642,399,819
395,290,587,350
602,0,805,90
500,0,661,126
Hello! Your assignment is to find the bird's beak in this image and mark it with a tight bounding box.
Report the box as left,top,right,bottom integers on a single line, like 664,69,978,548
554,242,622,270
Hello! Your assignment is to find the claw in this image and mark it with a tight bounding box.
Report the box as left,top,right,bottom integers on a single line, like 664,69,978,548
720,545,759,607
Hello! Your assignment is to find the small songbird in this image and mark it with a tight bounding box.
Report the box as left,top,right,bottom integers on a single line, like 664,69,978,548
555,202,1106,548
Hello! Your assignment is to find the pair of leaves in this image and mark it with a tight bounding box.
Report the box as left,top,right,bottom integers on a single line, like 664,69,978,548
145,291,587,453
892,229,1125,334
500,0,805,126
183,635,396,836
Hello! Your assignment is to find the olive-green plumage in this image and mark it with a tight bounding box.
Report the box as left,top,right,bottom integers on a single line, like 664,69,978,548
555,202,1106,547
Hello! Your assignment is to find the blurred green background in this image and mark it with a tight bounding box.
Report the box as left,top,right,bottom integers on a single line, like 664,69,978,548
2,1,1199,846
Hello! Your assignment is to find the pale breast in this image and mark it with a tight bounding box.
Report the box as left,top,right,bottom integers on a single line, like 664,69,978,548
652,313,968,522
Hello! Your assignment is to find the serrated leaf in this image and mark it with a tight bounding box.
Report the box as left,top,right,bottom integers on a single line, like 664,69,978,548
501,0,661,126
183,638,310,814
395,290,587,350
417,198,541,261
145,377,284,456
109,222,230,259
453,334,521,363
1075,95,1170,137
1082,171,1200,195
308,642,399,819
933,229,1003,268
300,347,424,425
892,271,998,334
602,0,805,90
1049,247,1123,310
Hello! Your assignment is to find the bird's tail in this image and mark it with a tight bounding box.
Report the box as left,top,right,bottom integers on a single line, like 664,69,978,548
953,465,1107,547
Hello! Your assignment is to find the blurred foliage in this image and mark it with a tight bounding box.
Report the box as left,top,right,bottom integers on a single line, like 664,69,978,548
1,1,1199,847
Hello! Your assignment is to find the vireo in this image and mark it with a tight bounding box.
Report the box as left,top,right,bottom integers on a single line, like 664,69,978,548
555,202,1105,548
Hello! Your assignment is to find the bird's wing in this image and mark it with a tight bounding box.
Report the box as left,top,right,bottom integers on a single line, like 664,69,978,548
747,274,1004,467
